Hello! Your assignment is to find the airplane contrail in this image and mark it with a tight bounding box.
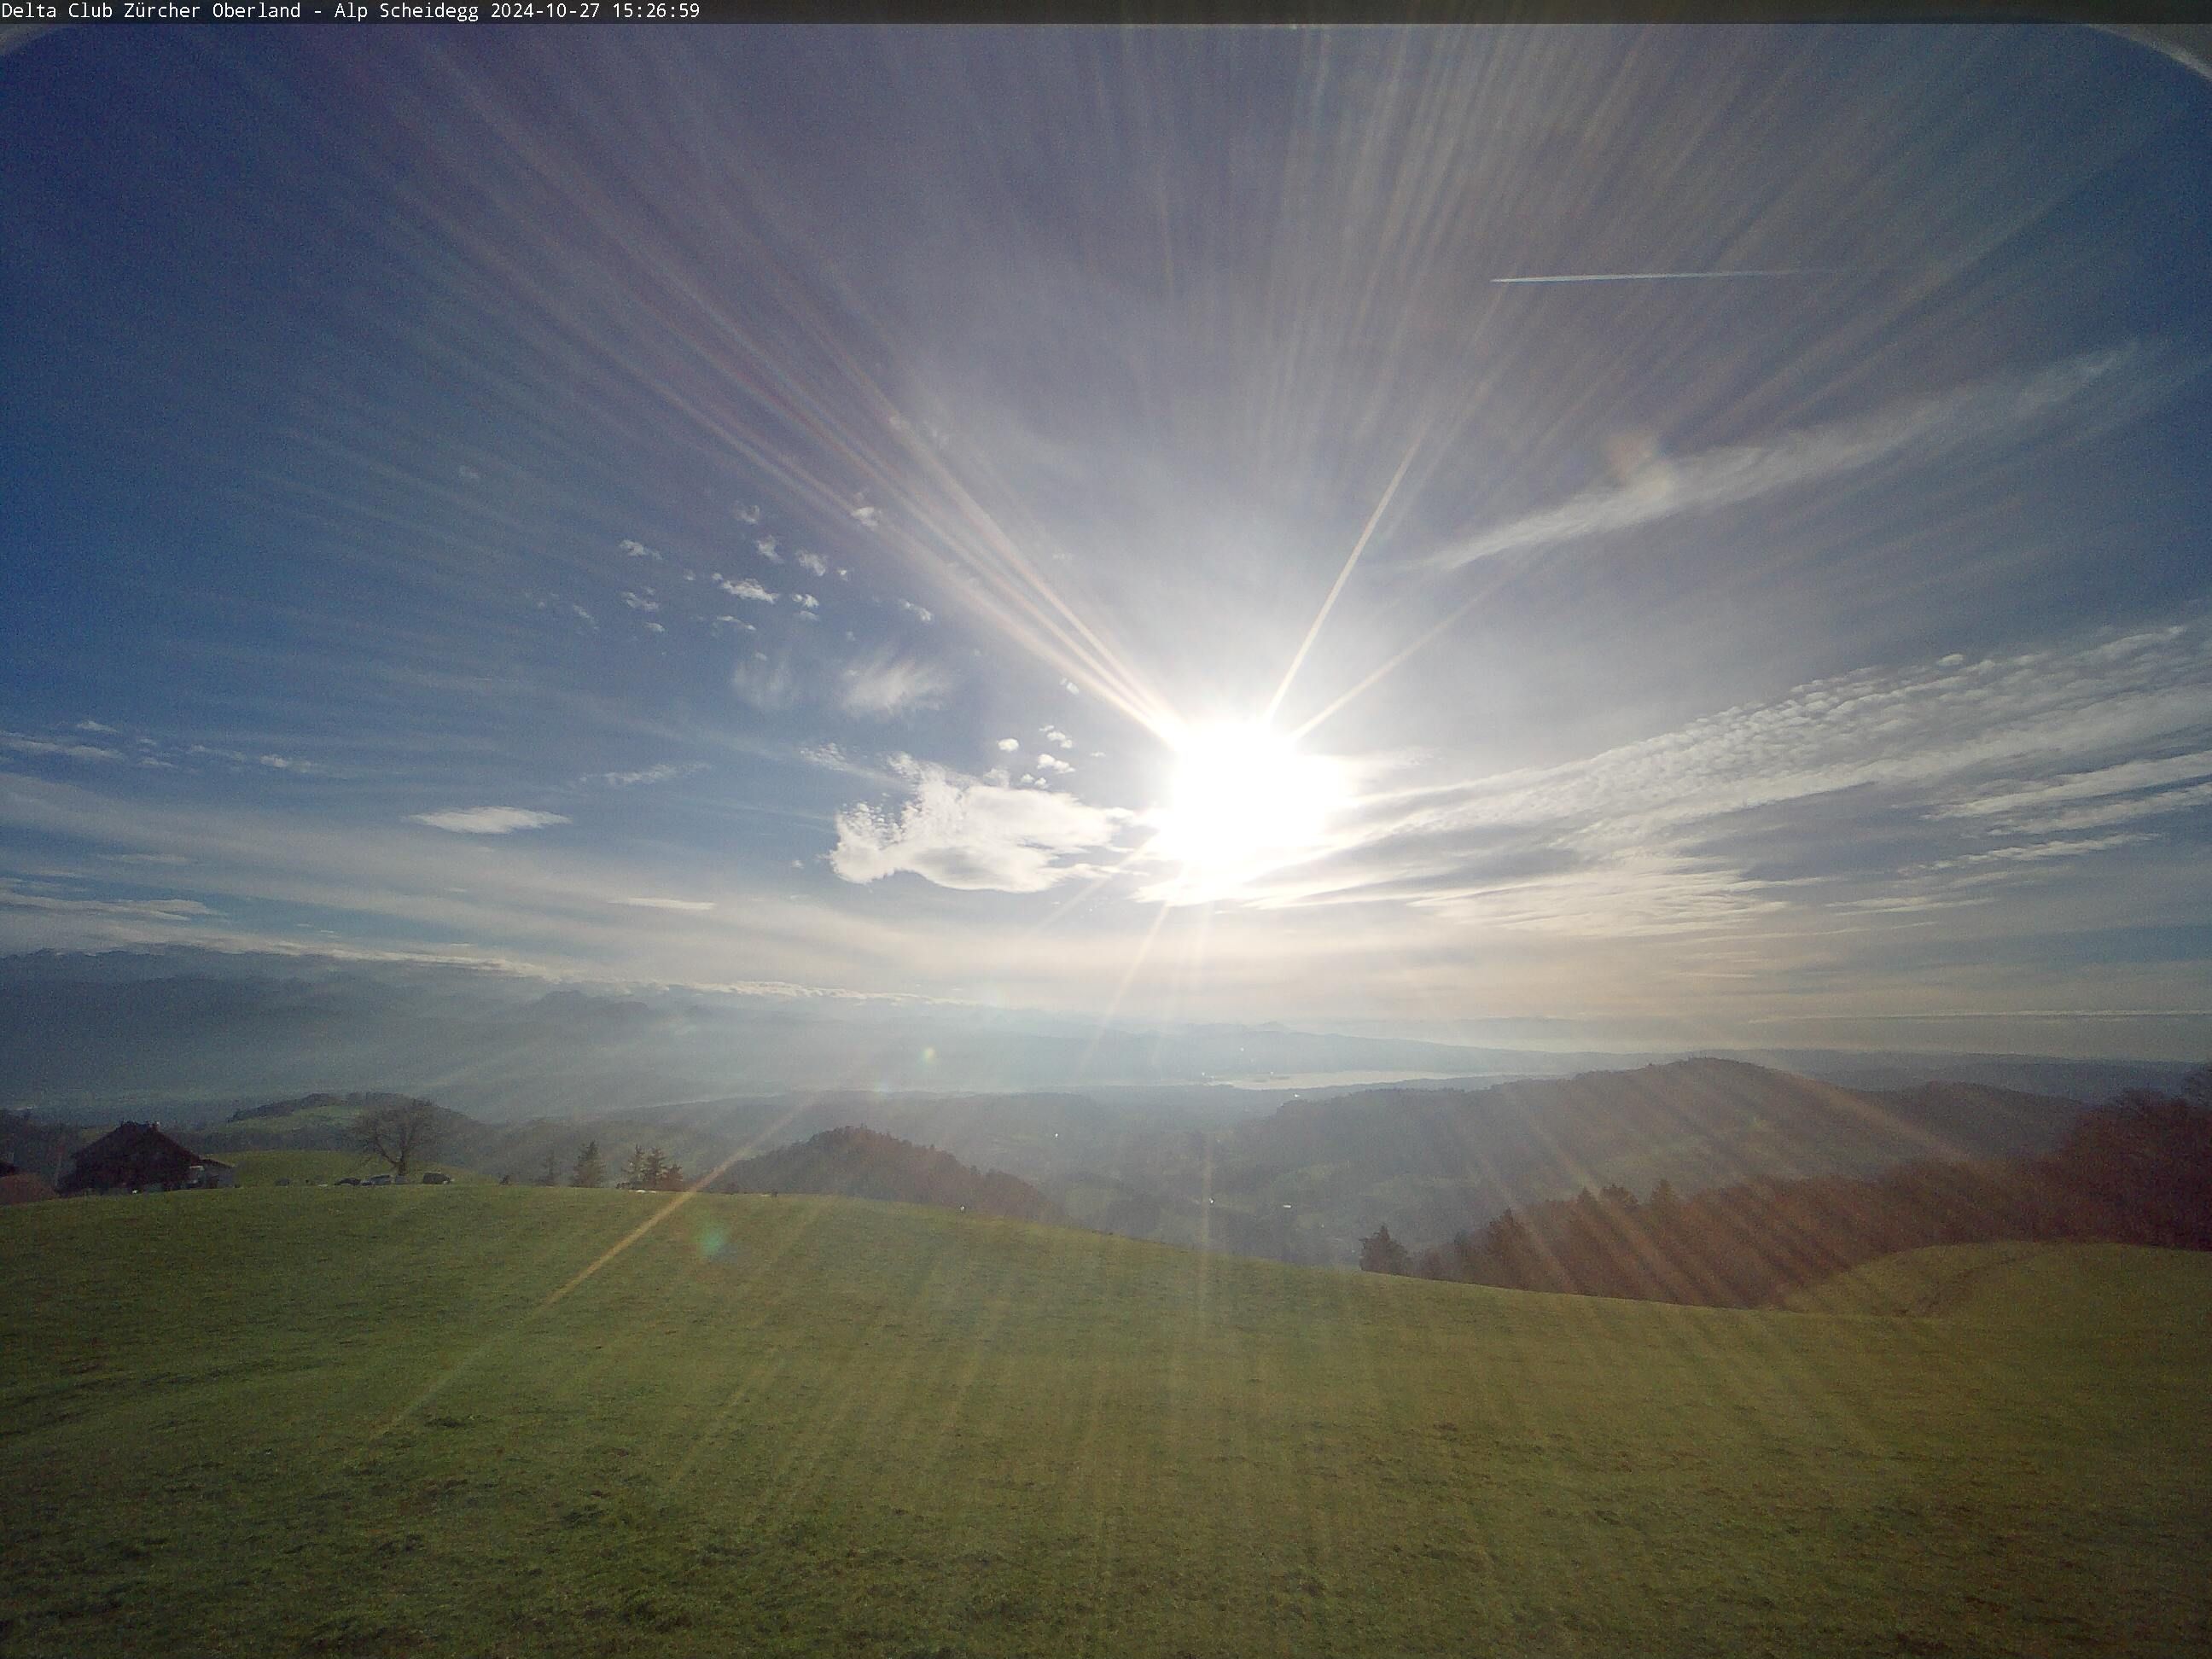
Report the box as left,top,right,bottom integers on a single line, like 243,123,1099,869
1491,269,1834,285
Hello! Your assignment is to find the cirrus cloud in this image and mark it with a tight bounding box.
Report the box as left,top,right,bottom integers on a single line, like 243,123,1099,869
409,806,571,835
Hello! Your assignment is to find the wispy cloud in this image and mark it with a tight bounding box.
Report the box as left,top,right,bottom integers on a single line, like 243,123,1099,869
410,807,572,835
0,879,213,919
619,538,665,562
1199,624,2212,936
611,895,717,912
731,650,807,712
714,575,778,604
837,649,954,719
831,757,1128,892
3,730,121,762
591,763,706,789
1422,341,2199,573
796,551,829,579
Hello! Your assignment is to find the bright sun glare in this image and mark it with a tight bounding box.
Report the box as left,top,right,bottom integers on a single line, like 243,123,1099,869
1153,722,1348,879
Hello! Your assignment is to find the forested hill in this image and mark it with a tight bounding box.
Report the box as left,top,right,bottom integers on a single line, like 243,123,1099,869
1371,1080,2212,1307
707,1126,1053,1221
1237,1058,2084,1187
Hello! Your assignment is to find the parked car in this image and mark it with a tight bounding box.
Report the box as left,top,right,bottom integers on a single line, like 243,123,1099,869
334,1177,361,1187
420,1172,452,1185
362,1174,393,1187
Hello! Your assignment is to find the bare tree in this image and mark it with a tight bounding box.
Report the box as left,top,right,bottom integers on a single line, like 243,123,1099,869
351,1097,445,1183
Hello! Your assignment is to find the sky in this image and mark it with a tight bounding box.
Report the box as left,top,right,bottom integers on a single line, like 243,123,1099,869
2,25,2209,1059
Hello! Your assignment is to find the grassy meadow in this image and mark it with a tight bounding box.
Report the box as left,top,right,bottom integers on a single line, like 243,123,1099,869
3,1187,2206,1657
220,1150,491,1188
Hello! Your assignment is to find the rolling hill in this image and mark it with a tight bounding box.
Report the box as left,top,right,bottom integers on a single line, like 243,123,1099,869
1040,1057,2092,1263
707,1125,1053,1220
2,1191,2205,1657
21,1058,2103,1269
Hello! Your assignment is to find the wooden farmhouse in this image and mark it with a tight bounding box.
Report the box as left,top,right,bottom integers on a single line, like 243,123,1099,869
59,1122,237,1196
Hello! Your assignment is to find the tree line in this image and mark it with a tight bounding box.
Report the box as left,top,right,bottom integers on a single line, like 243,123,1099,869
1359,1069,2212,1306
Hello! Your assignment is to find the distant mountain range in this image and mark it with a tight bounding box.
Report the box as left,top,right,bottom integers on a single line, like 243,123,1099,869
0,946,2191,1124
3,946,2197,1268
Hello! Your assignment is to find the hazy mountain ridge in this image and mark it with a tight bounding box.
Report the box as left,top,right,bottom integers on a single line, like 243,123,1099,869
5,1057,2112,1269
0,949,2187,1126
707,1126,1053,1221
0,950,1579,1115
1033,1059,2094,1264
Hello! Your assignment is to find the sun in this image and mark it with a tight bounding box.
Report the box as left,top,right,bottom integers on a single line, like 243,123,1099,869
1152,721,1348,880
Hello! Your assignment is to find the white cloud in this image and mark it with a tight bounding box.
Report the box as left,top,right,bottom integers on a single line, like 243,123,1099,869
1040,726,1072,749
715,576,778,604
1190,623,2212,933
0,879,215,923
410,807,572,835
2,730,121,762
76,719,116,733
611,896,717,912
898,599,934,624
793,592,821,610
592,763,703,789
1934,749,2212,831
733,502,762,524
619,538,665,562
799,742,857,774
831,757,1129,892
1060,678,1080,696
796,551,829,578
755,536,782,563
1033,753,1074,774
850,504,881,528
995,737,1022,753
1423,340,2198,573
621,591,660,613
838,649,955,719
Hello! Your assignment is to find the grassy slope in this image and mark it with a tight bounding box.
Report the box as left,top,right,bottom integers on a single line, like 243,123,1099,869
221,1150,492,1187
1784,1240,2212,1327
3,1196,2205,1659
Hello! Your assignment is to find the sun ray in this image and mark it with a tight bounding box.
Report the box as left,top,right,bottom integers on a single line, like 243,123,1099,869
1265,437,1422,725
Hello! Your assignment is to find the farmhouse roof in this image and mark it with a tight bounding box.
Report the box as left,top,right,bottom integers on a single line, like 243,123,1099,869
74,1121,207,1167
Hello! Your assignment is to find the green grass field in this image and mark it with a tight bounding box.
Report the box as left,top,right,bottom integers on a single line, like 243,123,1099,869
221,1150,491,1188
3,1190,2206,1657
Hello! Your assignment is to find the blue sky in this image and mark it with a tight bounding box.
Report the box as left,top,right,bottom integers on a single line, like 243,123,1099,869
3,26,2209,1057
